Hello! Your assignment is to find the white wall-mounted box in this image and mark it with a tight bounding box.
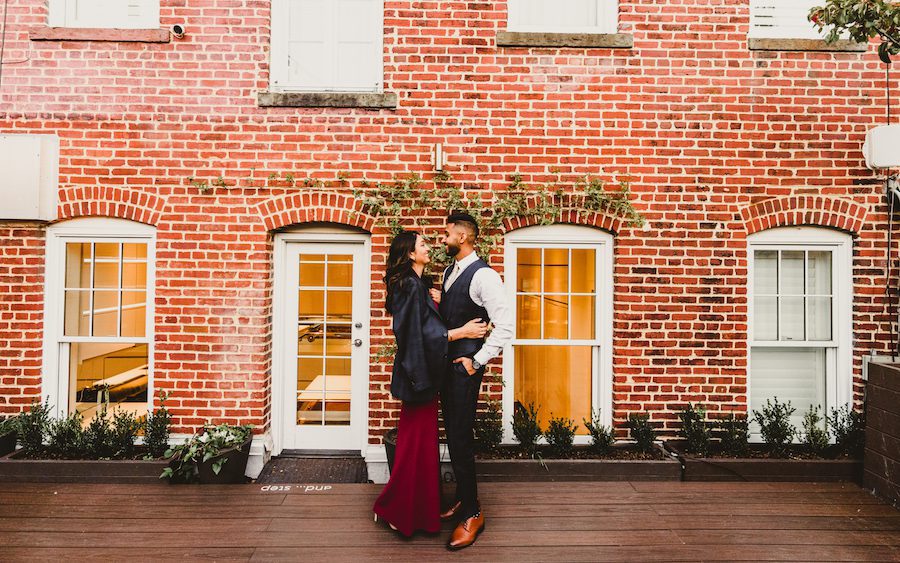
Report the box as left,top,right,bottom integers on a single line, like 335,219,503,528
0,134,59,221
863,125,900,170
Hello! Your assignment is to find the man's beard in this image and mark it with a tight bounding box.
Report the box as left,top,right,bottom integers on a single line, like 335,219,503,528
446,243,460,257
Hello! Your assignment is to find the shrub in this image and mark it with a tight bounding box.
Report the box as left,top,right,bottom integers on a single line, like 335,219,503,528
162,423,253,483
627,413,657,453
583,409,614,455
0,416,17,436
678,403,712,456
47,411,86,459
752,398,796,457
544,414,576,457
801,405,830,456
145,393,173,459
717,412,749,456
111,409,141,459
512,402,542,454
18,399,51,456
828,404,866,457
84,408,115,459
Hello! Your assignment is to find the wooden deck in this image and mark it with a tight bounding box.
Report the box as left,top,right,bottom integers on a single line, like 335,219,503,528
0,481,898,561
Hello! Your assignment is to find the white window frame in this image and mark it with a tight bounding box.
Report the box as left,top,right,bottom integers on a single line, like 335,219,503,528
748,0,827,40
747,227,853,439
42,217,156,418
507,0,619,34
48,0,160,29
269,0,385,93
502,225,614,445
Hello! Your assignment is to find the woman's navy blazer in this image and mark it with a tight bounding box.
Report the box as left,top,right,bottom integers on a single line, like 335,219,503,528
389,274,448,403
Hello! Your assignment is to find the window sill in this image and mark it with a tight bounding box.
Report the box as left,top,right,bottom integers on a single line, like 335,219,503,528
748,38,867,52
496,31,633,49
257,91,398,109
29,26,170,43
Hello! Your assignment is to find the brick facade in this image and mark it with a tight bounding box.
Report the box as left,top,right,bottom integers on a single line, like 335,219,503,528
0,1,894,450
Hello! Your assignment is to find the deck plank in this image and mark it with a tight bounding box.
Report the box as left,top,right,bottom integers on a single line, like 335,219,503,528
0,481,897,561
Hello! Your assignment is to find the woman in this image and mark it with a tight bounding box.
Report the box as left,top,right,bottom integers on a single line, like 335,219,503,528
373,230,488,536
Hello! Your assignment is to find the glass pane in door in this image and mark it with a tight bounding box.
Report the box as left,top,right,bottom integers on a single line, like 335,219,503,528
296,254,353,426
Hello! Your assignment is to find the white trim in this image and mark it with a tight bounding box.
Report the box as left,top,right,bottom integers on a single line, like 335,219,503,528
501,225,614,445
747,226,853,438
43,218,156,418
507,0,618,34
272,229,371,455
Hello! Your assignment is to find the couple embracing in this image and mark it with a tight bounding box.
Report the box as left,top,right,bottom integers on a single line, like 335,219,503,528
373,212,513,550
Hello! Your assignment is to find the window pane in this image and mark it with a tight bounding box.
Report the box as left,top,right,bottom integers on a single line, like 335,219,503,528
780,296,805,341
94,242,119,260
517,248,542,292
543,295,568,340
298,290,325,319
122,243,147,260
517,295,541,339
750,347,826,433
71,342,148,422
324,324,352,355
121,291,146,338
64,290,91,337
754,250,778,295
93,260,119,289
297,357,323,425
65,243,91,289
543,249,568,293
807,296,832,341
807,251,832,295
780,251,805,295
327,262,353,287
570,249,596,293
570,295,595,340
122,262,147,290
754,296,778,341
514,345,592,435
299,262,325,287
92,291,119,337
326,291,352,319
298,323,324,355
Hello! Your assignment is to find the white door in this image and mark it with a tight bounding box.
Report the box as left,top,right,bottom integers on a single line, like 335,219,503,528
278,236,370,451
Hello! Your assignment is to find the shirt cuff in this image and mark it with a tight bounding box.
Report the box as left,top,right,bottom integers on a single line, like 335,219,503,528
473,350,493,367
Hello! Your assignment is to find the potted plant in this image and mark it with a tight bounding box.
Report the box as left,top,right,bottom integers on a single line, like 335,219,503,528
0,416,18,457
162,423,253,484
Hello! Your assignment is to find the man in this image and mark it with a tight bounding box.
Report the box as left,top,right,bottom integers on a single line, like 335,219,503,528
436,212,513,550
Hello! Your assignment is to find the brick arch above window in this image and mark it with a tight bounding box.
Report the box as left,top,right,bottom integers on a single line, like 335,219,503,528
256,191,377,233
740,195,869,237
501,194,628,235
57,186,167,227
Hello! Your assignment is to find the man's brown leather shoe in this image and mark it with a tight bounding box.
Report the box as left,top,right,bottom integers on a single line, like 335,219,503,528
440,501,462,521
447,512,485,550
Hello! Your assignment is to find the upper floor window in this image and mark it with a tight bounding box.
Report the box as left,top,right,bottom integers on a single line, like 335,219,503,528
749,0,824,40
269,0,384,92
48,0,160,29
508,0,618,34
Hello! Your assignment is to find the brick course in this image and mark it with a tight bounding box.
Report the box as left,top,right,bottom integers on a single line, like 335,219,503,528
0,1,894,443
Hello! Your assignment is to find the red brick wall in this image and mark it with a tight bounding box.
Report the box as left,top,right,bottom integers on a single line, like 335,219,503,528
0,1,894,441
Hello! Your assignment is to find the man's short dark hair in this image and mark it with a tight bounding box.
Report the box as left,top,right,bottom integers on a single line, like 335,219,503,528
447,212,479,239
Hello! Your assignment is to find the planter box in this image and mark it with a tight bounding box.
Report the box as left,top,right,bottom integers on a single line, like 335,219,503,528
0,451,169,484
664,441,863,483
476,444,681,482
0,431,16,457
196,438,252,484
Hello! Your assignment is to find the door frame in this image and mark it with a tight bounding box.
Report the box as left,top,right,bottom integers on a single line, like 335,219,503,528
272,228,371,455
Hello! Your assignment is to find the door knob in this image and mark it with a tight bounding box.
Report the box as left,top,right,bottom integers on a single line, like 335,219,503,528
353,339,363,347
355,322,363,329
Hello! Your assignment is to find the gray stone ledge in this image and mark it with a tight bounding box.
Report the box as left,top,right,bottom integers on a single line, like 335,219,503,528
496,31,633,49
748,38,867,52
257,91,398,109
30,26,170,42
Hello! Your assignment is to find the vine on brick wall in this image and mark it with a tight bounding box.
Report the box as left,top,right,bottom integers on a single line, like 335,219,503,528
353,173,644,272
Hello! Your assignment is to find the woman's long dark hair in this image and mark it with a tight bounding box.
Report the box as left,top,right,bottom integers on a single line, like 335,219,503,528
384,230,419,313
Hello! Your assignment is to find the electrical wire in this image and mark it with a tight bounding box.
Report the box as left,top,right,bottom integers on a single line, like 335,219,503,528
0,0,8,94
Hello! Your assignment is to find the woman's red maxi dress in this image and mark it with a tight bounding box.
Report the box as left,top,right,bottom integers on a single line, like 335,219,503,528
372,295,443,537
372,396,441,536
